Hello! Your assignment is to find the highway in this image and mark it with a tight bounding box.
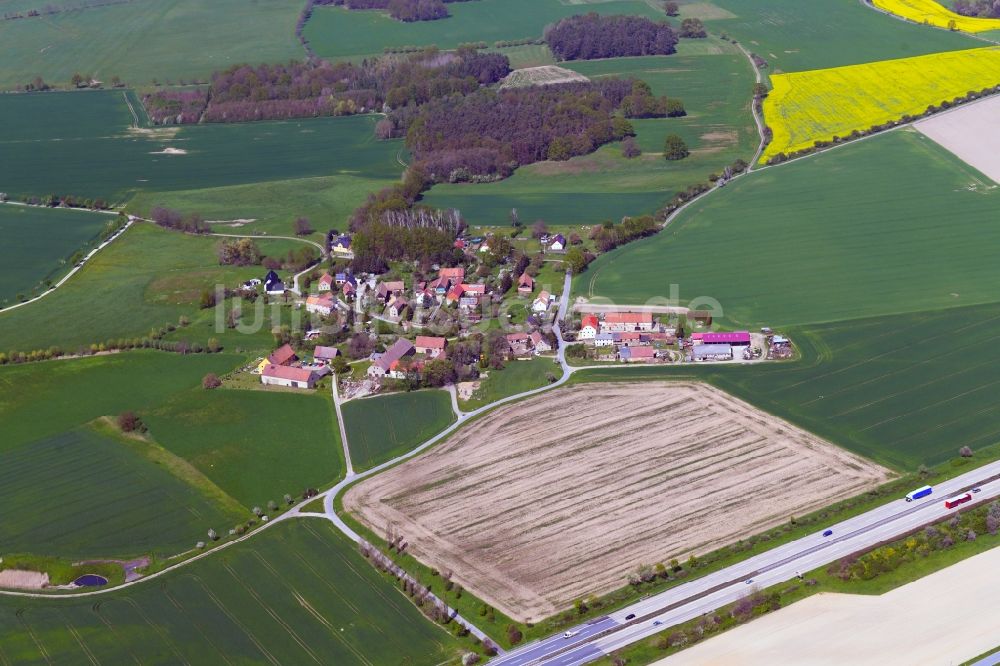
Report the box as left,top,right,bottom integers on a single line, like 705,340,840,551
491,458,1000,666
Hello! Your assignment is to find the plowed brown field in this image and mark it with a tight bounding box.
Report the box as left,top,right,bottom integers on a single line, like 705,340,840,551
345,382,891,622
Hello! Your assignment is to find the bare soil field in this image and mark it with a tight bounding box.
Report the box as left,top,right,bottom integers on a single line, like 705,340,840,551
660,545,1000,666
500,65,590,89
916,95,1000,185
0,569,48,589
345,382,891,622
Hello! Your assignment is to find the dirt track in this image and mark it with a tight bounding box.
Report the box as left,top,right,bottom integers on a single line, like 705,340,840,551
345,382,891,622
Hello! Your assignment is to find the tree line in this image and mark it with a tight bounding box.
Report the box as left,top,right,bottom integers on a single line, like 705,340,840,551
953,0,1000,17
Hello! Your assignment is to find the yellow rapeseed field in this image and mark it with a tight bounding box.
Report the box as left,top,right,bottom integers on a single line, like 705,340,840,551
872,0,1000,33
761,47,1000,163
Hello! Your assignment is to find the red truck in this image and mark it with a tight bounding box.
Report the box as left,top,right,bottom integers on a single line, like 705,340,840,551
944,493,973,510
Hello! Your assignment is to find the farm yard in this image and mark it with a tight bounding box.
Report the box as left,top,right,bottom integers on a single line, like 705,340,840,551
345,382,890,623
577,129,1000,328
424,44,759,225
915,94,1000,183
761,46,1000,162
0,0,304,90
0,521,460,665
0,427,243,560
341,390,455,472
872,0,1000,32
145,388,342,508
0,204,109,305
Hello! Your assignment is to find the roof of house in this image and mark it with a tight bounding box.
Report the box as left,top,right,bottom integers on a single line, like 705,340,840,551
318,273,334,285
507,332,529,343
595,333,615,341
334,235,352,248
518,272,534,287
264,270,280,283
604,312,653,325
622,346,656,359
461,283,486,294
618,332,642,340
342,281,356,293
535,290,551,302
314,345,340,359
415,336,447,350
551,234,567,245
581,315,599,329
268,344,297,366
374,338,415,372
529,331,548,346
440,267,465,280
446,285,464,301
306,294,335,307
703,331,751,344
263,364,315,382
692,344,733,358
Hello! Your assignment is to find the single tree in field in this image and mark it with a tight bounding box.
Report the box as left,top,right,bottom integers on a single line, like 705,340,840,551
665,1,680,16
202,373,222,389
71,72,84,88
510,208,521,229
664,134,689,160
680,18,707,38
207,528,219,541
293,217,314,236
267,500,278,512
622,136,641,159
117,411,142,432
959,446,974,457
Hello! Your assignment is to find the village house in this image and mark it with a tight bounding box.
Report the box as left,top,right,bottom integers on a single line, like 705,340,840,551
305,294,336,316
387,296,409,319
314,346,340,365
440,266,465,282
619,346,657,363
367,338,416,378
530,331,552,354
376,280,406,303
692,344,734,361
602,312,654,333
415,336,447,358
517,272,534,295
317,273,335,292
616,332,645,347
331,235,354,259
549,234,567,252
257,343,297,373
594,333,616,348
264,270,285,295
342,277,357,301
579,314,599,340
446,284,465,305
261,364,327,389
532,290,553,313
506,332,532,356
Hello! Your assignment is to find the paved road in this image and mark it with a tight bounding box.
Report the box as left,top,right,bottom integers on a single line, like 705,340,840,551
490,462,1000,665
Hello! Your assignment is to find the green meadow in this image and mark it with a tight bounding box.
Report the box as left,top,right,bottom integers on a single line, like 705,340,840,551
578,129,1000,327
0,0,304,90
459,357,557,411
146,388,343,507
0,91,402,206
0,521,461,665
708,0,979,75
304,0,663,60
0,204,110,303
425,43,758,226
0,428,243,559
0,223,303,351
342,390,455,471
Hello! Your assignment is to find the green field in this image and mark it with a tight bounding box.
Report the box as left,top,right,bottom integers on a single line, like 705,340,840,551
0,0,304,91
0,204,110,303
0,427,243,559
0,91,403,208
707,0,980,74
0,520,461,664
0,223,303,351
578,129,1000,327
305,0,664,60
342,390,455,471
0,352,242,451
425,43,758,226
145,388,343,507
459,357,557,410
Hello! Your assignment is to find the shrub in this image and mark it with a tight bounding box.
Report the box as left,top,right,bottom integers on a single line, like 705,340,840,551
202,373,222,389
117,411,144,433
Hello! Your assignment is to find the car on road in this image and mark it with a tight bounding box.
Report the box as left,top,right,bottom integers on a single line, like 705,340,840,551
822,529,833,537
653,620,663,626
973,487,982,493
744,578,754,584
625,614,636,620
563,630,579,639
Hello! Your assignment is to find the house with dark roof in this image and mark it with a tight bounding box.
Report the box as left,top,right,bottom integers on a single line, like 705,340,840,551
549,234,567,251
264,270,284,295
314,346,340,364
367,338,416,378
332,235,354,259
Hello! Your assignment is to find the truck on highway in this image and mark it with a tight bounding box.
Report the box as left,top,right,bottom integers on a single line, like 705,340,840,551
945,492,973,510
905,485,933,502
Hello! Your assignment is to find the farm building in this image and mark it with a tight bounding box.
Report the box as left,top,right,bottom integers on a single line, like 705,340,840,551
703,331,751,347
579,315,599,339
602,312,654,332
530,331,552,354
692,344,734,361
256,343,298,374
306,294,336,316
518,272,535,294
619,346,657,363
507,332,532,356
376,281,405,303
415,336,447,358
314,346,340,364
317,273,334,291
368,338,416,377
261,364,325,389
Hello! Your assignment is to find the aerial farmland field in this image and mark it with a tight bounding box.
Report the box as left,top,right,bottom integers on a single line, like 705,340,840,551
346,382,889,622
761,46,1000,162
304,0,663,61
0,427,244,559
341,390,455,471
0,0,304,90
424,45,758,225
0,520,460,664
0,204,109,303
871,0,1000,32
577,129,1000,327
915,95,1000,183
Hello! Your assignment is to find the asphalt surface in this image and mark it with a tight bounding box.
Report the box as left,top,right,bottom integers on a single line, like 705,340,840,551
491,459,1000,665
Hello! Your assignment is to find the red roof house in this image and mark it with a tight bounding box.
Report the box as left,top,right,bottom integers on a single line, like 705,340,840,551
268,344,297,366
